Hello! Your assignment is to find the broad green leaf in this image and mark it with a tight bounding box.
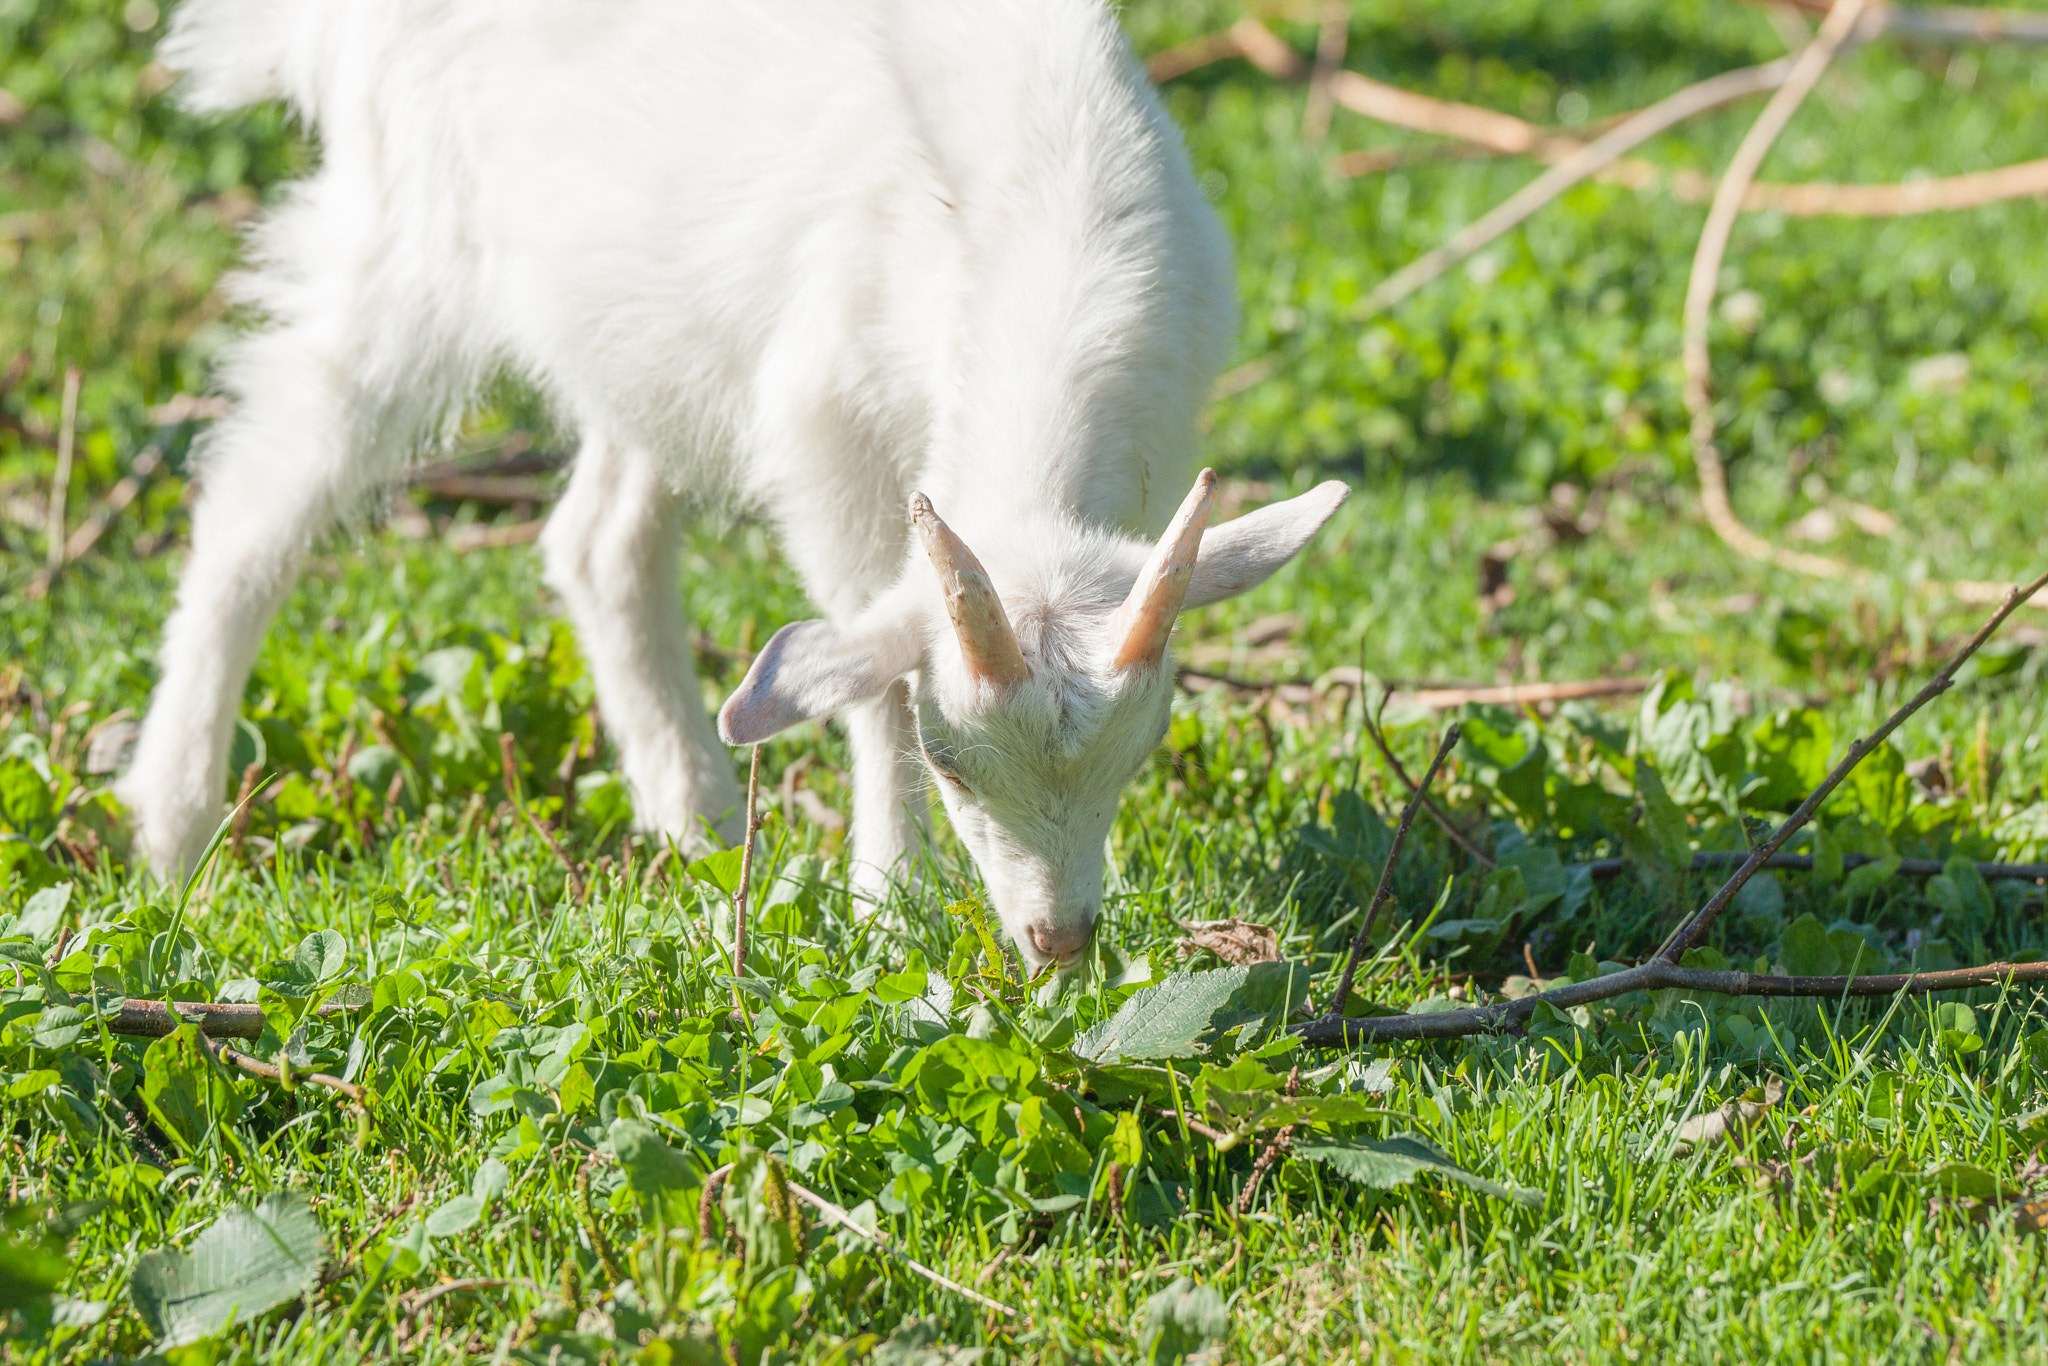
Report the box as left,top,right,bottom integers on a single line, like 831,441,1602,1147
1500,846,1568,916
1109,1111,1144,1168
6,1070,59,1100
1846,740,1911,833
1633,763,1691,875
423,1194,484,1238
1933,1002,1982,1055
0,1234,66,1314
12,883,71,942
684,846,745,895
0,758,56,841
1141,1276,1228,1365
293,930,347,983
128,1193,324,1347
1072,967,1249,1064
140,1026,244,1152
1294,1134,1541,1206
1778,914,1837,977
31,1005,85,1050
1922,1162,2005,1201
1927,857,1995,934
609,1118,700,1225
873,966,929,1005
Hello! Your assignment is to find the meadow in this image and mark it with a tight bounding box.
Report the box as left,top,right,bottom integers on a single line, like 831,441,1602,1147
4,0,2048,1360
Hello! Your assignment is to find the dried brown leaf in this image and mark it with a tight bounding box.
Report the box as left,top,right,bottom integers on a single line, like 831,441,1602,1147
1173,918,1280,966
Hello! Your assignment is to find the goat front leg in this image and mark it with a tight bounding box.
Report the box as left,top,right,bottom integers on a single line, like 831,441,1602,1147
844,678,928,907
540,434,740,853
118,323,440,877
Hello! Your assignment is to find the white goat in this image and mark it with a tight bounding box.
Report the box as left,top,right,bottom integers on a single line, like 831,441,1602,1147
122,0,1348,968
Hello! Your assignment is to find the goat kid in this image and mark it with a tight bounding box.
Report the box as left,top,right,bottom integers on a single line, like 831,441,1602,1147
122,0,1349,969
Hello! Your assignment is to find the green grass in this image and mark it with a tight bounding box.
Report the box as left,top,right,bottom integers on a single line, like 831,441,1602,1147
5,1,2048,1361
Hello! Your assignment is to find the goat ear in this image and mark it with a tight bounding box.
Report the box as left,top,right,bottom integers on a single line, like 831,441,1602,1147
1182,480,1350,611
717,619,919,745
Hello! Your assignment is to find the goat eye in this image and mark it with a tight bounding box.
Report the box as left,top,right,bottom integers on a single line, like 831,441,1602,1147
936,768,971,792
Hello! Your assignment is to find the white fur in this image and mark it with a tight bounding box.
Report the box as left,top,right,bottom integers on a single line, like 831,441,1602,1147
125,0,1348,967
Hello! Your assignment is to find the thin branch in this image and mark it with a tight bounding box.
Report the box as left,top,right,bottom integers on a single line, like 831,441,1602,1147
499,731,587,900
1575,849,2048,883
731,744,763,1014
1144,1102,1231,1147
28,447,164,599
1726,157,2048,215
1363,56,1796,314
1294,957,2048,1046
44,366,78,574
205,1035,364,1105
697,1162,1023,1321
1754,0,2048,44
1327,724,1460,1016
787,1179,1024,1321
1656,568,2048,962
1359,704,1494,869
1683,0,1876,584
1301,3,1349,143
1297,567,2048,1047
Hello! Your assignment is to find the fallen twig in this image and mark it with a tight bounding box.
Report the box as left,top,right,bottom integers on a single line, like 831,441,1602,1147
1297,568,2048,1047
731,745,763,1014
1363,56,1796,314
451,519,545,553
395,1277,536,1316
1296,956,2048,1046
1655,568,2048,962
1359,703,1494,869
205,1035,364,1105
1327,724,1459,1016
1757,0,2048,44
499,731,587,900
1672,7,2040,610
108,997,362,1040
1301,3,1348,143
27,447,165,599
1717,157,2048,215
1575,849,2048,883
1237,1066,1301,1213
43,366,78,574
1683,0,1876,586
697,1162,1022,1321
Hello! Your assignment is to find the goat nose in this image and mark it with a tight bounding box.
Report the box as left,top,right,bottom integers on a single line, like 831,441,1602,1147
1028,918,1096,966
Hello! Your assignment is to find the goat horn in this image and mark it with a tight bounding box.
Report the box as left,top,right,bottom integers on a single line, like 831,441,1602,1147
909,493,1030,691
1109,468,1216,672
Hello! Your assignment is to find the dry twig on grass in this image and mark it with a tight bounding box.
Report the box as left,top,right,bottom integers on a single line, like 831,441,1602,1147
1326,724,1460,1016
1359,704,1494,870
1298,568,2048,1047
499,731,587,900
1360,56,1797,313
1677,3,2046,608
43,366,78,574
206,1035,365,1105
1756,0,2048,44
1576,849,2048,884
730,744,764,1015
696,1162,1023,1321
1683,0,1875,585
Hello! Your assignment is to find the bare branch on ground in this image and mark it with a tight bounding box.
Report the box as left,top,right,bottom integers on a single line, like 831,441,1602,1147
1327,724,1460,1016
1654,567,2048,962
1359,704,1495,870
1576,849,2048,883
499,731,586,900
1296,567,2048,1047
